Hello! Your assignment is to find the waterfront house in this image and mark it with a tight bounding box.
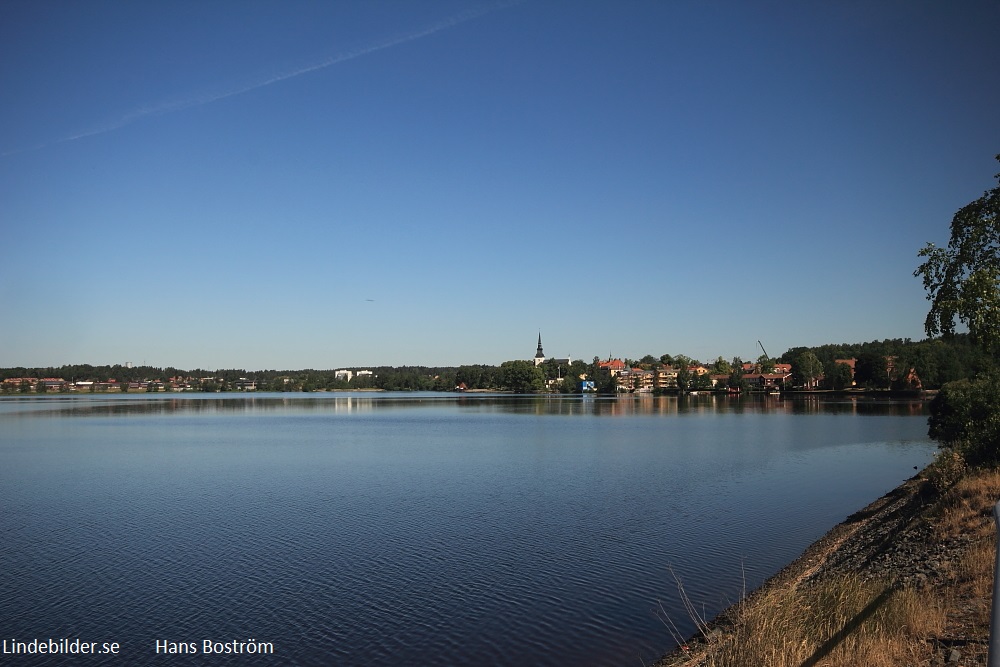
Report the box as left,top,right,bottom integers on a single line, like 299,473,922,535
742,372,792,391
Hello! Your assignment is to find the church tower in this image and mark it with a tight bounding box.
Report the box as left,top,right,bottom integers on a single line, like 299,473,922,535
533,332,545,366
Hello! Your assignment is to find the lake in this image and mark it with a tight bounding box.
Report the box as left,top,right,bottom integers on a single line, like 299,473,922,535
0,393,936,665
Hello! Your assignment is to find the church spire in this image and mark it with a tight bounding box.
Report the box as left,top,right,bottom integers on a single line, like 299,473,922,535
534,332,545,365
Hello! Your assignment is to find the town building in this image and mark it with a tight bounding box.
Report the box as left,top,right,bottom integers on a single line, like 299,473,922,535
598,359,626,376
616,367,655,392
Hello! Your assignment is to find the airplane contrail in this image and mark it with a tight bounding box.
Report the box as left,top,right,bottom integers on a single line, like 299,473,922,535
3,1,521,157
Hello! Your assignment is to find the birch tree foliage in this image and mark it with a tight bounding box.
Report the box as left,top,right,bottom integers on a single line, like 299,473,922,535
915,155,1000,351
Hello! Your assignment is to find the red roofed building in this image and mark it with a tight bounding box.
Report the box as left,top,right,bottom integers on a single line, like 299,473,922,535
598,359,626,376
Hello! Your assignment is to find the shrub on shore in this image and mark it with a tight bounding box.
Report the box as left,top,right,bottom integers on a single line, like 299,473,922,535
928,371,1000,467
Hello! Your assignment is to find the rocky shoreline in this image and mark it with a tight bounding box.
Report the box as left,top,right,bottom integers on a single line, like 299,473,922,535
655,470,995,666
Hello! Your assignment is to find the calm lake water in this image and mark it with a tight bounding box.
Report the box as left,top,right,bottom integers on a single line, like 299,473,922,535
0,393,935,666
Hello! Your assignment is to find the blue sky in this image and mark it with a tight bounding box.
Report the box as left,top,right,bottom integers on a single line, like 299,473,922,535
2,1,998,370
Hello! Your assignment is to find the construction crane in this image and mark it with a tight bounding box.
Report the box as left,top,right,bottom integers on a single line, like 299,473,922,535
757,340,776,375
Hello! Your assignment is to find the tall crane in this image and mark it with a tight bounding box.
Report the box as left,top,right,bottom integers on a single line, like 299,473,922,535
757,340,776,375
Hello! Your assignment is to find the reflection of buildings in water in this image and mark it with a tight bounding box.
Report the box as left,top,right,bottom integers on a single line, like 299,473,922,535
329,396,376,414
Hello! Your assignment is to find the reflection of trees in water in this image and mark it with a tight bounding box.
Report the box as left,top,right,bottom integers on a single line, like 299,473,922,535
1,394,381,418
0,392,930,420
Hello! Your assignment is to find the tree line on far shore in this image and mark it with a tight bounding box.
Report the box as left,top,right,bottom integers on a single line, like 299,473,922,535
0,331,990,395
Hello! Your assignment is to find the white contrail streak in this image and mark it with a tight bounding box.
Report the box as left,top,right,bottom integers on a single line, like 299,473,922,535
2,1,519,157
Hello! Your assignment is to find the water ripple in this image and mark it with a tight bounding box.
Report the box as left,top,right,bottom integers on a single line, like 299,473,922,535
0,397,935,666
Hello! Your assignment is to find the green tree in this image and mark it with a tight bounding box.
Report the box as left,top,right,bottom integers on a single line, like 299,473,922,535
756,354,775,375
539,359,573,382
824,361,854,391
927,372,1000,465
929,340,966,386
893,342,936,389
499,360,544,393
854,351,890,388
792,351,824,388
455,365,500,390
915,155,1000,351
710,356,732,375
674,355,692,392
728,366,747,392
557,360,590,393
917,159,1000,466
691,371,713,391
559,375,579,393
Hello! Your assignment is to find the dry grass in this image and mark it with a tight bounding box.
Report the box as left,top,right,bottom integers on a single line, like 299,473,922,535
694,576,944,667
660,466,1000,667
958,539,995,599
930,467,1000,542
932,468,1000,640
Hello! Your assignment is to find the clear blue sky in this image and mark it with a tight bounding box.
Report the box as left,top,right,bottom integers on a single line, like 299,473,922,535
2,1,998,371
